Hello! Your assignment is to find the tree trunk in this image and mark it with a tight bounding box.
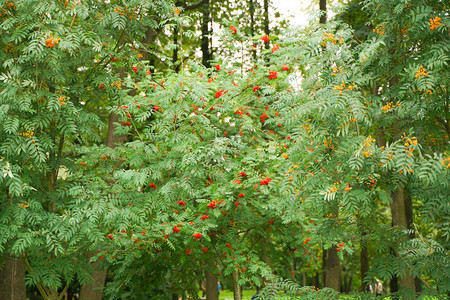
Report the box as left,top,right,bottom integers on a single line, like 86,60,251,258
204,270,218,300
106,112,128,148
142,28,159,62
79,111,124,298
249,0,255,37
313,272,320,289
201,0,211,68
390,246,399,294
172,26,180,73
263,0,270,50
324,247,340,292
80,65,132,300
390,186,416,296
360,242,369,292
319,0,327,24
79,260,107,300
0,255,26,300
232,270,242,300
321,247,327,288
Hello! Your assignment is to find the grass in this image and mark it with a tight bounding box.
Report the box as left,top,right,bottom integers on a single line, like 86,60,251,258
210,290,441,299
218,289,257,300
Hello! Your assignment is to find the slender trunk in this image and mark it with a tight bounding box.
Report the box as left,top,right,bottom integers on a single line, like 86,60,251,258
106,112,128,148
323,208,341,291
79,259,107,300
173,26,180,73
318,1,340,290
313,272,320,288
324,247,340,291
321,247,327,288
80,56,137,300
249,0,255,37
390,246,399,294
142,28,158,62
249,0,256,60
390,187,416,296
232,270,242,300
377,128,415,296
0,255,26,300
201,0,211,68
360,241,369,292
204,270,218,300
263,0,270,50
319,0,327,24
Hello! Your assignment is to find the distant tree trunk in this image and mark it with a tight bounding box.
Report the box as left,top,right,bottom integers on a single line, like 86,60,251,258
80,62,135,300
319,0,327,24
201,0,211,68
324,247,340,292
232,270,242,300
263,0,270,50
249,0,255,37
390,278,399,294
106,113,128,148
318,1,339,290
321,248,327,288
0,255,26,300
142,28,159,72
313,272,320,288
360,241,369,292
390,187,416,296
172,26,180,73
79,259,107,300
204,270,218,300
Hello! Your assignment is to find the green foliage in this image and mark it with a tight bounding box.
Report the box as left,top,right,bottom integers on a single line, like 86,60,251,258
0,0,448,299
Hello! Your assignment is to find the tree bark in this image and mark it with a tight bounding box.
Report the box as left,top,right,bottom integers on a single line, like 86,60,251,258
390,186,416,296
204,270,218,300
321,247,327,288
249,0,255,37
172,26,180,73
360,241,369,292
142,28,159,65
201,0,211,68
232,270,242,300
324,247,340,292
79,259,107,300
319,0,327,24
263,0,270,50
0,255,26,300
80,60,134,300
106,112,128,148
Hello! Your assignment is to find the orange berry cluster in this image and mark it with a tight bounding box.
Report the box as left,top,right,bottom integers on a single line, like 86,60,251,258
113,6,138,19
333,81,355,95
441,157,450,169
373,25,385,36
111,81,121,90
59,95,66,105
415,65,428,78
18,201,29,208
429,16,442,30
45,37,60,48
321,32,343,45
362,136,376,158
19,130,35,143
